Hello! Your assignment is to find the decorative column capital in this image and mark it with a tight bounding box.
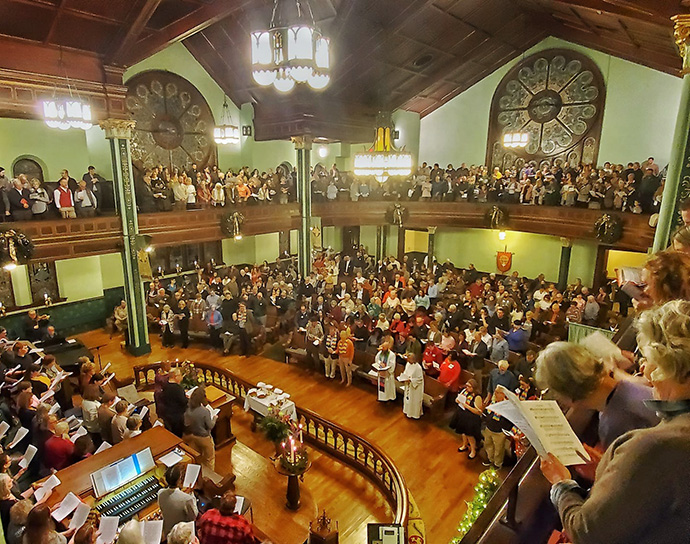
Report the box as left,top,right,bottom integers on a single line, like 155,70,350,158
100,118,136,140
427,226,437,235
672,14,690,74
292,135,313,150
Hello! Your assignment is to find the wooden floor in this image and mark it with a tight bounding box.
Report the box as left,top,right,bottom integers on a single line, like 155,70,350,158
79,330,480,544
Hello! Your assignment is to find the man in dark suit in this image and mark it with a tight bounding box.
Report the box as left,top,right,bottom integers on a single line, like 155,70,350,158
161,367,187,436
7,178,32,221
82,166,106,194
339,255,353,281
466,331,489,394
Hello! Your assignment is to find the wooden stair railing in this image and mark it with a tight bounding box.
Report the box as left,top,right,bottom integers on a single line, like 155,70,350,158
133,361,410,537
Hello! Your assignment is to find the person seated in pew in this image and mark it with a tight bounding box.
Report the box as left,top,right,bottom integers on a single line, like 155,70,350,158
421,342,444,377
123,415,142,440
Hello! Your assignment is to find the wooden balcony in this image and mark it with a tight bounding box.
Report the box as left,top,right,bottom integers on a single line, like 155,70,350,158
8,201,654,261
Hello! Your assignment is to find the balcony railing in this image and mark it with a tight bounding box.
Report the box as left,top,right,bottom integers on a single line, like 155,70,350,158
9,200,654,261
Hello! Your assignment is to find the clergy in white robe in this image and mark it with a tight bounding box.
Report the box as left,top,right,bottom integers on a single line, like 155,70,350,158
374,340,397,402
399,360,424,419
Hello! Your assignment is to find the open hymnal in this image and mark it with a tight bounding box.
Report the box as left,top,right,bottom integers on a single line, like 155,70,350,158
117,384,141,405
96,516,119,544
52,492,81,522
490,386,590,466
34,474,61,502
0,420,9,440
8,427,28,449
19,444,37,469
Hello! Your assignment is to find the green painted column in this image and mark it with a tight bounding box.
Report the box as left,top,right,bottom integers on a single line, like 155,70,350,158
427,226,437,267
375,226,384,262
294,136,312,278
100,119,150,356
653,15,690,252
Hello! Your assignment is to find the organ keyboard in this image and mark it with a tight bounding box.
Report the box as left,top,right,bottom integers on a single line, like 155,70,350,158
94,475,162,524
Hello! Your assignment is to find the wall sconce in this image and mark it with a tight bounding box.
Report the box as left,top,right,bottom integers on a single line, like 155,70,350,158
498,230,506,241
242,125,252,136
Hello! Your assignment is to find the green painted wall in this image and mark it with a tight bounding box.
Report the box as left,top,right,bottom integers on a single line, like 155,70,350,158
392,109,421,169
360,225,377,255
434,227,597,285
0,119,110,182
222,237,255,265
322,226,342,252
55,256,104,301
100,253,125,289
419,36,683,169
10,266,31,306
255,233,280,263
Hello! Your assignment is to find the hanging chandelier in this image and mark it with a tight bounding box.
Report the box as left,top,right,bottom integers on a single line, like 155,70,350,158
42,52,92,131
354,112,413,183
213,96,240,145
42,99,92,131
251,0,331,92
503,131,529,148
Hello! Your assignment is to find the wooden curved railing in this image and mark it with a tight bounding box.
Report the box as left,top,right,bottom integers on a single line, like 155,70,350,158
133,361,410,534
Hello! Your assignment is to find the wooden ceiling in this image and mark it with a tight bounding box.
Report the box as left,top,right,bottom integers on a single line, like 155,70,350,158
0,0,686,139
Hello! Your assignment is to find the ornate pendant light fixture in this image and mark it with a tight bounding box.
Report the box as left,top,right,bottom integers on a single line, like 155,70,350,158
42,51,92,131
213,96,240,145
354,112,413,183
502,131,529,148
251,0,331,92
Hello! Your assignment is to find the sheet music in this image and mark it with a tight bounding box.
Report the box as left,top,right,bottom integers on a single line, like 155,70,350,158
34,474,61,502
159,450,184,467
579,331,622,361
234,496,245,514
19,444,37,468
0,421,9,440
96,516,120,544
152,420,164,428
142,520,163,544
186,386,198,398
68,501,91,531
95,441,112,454
493,386,589,466
520,401,590,466
49,403,60,415
70,426,88,443
8,427,28,449
52,492,81,522
117,384,141,405
205,404,219,419
183,463,201,488
39,389,55,403
139,406,149,419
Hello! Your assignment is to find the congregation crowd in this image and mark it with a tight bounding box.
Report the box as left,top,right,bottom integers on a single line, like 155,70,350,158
0,154,665,222
0,312,259,543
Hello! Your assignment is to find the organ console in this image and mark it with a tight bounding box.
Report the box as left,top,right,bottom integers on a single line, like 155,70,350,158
39,427,199,527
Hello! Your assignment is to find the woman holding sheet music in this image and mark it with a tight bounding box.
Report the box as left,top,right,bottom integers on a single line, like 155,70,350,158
540,301,690,544
184,386,217,470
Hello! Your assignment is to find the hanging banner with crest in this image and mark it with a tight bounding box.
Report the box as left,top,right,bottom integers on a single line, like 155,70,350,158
496,251,513,273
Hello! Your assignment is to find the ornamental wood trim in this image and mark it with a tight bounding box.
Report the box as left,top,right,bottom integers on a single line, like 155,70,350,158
7,201,653,262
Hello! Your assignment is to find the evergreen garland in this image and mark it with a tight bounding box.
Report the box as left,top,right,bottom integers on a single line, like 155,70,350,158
450,468,502,543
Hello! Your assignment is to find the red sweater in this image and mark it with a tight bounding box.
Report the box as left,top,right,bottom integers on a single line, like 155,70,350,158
43,435,75,470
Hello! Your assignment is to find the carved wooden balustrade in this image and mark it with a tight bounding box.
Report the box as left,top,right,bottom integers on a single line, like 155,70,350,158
133,360,410,533
9,200,655,261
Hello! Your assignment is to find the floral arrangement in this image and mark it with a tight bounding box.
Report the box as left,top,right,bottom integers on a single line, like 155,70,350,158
178,361,204,390
450,468,501,542
259,406,309,474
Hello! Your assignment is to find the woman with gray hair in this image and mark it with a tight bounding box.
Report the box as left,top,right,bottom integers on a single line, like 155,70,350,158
534,342,658,449
540,300,690,544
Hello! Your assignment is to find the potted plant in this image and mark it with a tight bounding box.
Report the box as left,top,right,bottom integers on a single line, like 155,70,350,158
259,407,291,455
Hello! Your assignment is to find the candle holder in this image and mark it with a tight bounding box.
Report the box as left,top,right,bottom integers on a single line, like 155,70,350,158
43,294,52,306
0,303,6,317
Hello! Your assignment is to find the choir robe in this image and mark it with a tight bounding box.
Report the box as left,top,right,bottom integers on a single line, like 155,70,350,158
400,362,424,419
374,349,397,402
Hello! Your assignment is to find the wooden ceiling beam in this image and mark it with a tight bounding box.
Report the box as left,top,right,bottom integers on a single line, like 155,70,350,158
107,0,163,64
121,0,254,66
43,0,67,45
548,0,678,26
553,23,681,75
5,0,124,27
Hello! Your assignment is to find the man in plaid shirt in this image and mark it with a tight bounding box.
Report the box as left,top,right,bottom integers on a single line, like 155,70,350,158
197,491,258,544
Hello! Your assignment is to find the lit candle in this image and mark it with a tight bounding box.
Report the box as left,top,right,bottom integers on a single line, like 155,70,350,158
298,424,303,444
